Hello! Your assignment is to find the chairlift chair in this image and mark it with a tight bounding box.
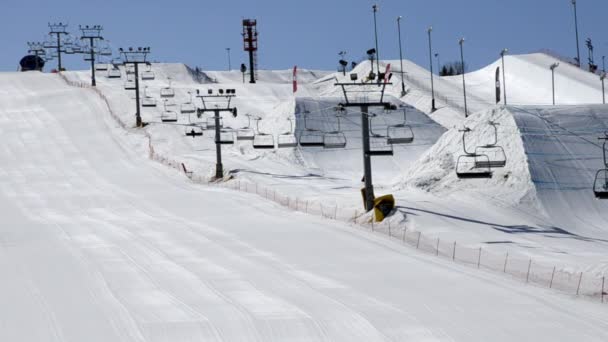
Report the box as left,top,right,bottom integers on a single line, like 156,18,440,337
180,92,196,114
323,114,347,149
368,114,393,156
142,87,156,107
141,64,155,81
206,116,223,130
218,129,235,145
125,64,135,75
387,108,414,144
161,110,178,123
185,125,204,138
253,118,275,149
237,114,255,141
107,67,121,79
593,134,608,198
124,73,136,90
160,77,175,98
298,113,325,147
474,121,507,168
95,63,109,71
278,118,298,148
456,127,492,179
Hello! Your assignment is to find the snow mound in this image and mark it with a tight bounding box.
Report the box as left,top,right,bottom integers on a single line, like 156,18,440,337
399,106,538,210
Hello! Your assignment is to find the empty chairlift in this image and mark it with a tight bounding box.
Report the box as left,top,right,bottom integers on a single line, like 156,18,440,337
368,114,393,156
323,113,347,149
474,121,506,168
161,99,178,122
107,64,121,79
456,127,492,179
387,108,414,145
218,128,235,145
180,91,196,114
123,73,136,90
160,77,175,98
253,117,275,149
298,112,325,147
142,86,156,107
593,133,608,198
237,114,255,141
141,64,155,81
278,118,298,148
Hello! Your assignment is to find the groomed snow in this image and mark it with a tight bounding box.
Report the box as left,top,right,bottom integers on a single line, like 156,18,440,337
2,70,608,341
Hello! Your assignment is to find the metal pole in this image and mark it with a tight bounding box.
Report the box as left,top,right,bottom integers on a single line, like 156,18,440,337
361,104,375,211
552,68,556,105
572,0,581,67
247,26,255,84
56,32,63,71
603,56,606,73
214,109,223,178
459,38,468,117
89,37,96,87
134,63,142,127
397,16,406,96
226,48,231,71
372,4,380,78
602,74,606,104
501,49,508,105
428,27,436,111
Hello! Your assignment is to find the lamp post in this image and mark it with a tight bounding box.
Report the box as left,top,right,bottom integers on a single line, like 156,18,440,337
500,48,508,106
572,0,581,67
435,53,441,75
226,48,231,71
550,62,560,105
459,37,468,117
372,4,380,76
397,16,406,96
427,27,436,112
601,72,606,104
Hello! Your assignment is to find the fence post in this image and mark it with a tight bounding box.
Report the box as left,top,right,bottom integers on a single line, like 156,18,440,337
402,226,407,242
525,259,533,283
549,266,556,288
452,242,456,261
477,247,482,269
416,232,421,249
576,272,583,296
334,206,337,220
436,238,440,256
602,276,605,303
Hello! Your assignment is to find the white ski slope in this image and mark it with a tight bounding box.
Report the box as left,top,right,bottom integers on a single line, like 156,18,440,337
2,70,608,341
61,57,608,275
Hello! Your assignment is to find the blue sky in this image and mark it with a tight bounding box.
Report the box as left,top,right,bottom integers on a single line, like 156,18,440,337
2,0,607,72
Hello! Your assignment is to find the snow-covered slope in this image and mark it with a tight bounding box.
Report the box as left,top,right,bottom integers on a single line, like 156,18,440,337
5,71,608,341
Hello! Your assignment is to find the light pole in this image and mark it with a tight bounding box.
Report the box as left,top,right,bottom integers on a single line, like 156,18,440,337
372,4,380,76
397,16,406,96
459,37,468,117
501,48,508,106
226,48,231,71
572,0,581,67
435,53,441,75
601,72,606,104
427,27,436,112
550,62,560,105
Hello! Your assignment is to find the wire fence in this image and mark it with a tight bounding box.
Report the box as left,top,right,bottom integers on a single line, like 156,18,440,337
59,72,607,305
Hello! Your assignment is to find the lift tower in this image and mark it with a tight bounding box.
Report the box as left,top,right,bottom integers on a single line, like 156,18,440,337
46,22,69,71
242,19,258,84
79,25,104,86
335,71,395,212
196,89,238,179
119,47,151,128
